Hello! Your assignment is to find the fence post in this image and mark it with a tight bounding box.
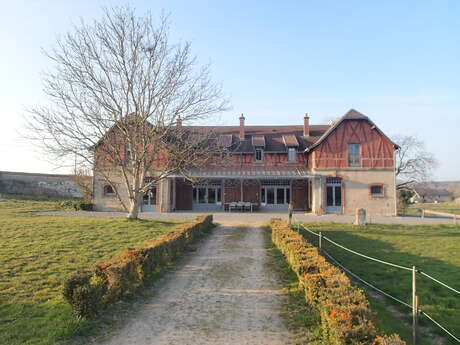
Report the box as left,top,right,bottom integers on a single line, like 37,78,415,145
319,232,322,251
412,265,418,345
288,203,293,227
421,209,425,219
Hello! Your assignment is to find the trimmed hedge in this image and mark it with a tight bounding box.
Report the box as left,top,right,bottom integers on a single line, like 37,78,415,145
63,215,214,318
269,219,405,345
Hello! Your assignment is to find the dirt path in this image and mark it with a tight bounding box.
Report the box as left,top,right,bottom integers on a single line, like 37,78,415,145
98,226,294,345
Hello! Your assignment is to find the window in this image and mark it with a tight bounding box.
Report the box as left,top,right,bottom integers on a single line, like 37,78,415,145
260,180,291,205
192,185,221,204
255,148,264,162
348,143,361,167
288,148,296,162
103,185,115,196
370,184,384,197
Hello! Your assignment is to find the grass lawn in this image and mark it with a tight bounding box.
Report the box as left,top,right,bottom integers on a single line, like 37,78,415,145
300,222,460,345
0,197,183,345
406,201,460,216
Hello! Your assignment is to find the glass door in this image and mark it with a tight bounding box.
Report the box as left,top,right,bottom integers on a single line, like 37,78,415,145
192,185,222,206
261,184,290,207
142,187,156,212
266,188,275,204
326,178,342,213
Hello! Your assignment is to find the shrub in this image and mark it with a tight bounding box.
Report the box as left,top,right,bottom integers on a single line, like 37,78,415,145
59,200,93,211
63,215,214,317
268,219,405,345
62,271,106,318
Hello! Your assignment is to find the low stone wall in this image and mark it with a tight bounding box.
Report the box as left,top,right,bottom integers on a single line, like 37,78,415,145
0,171,84,198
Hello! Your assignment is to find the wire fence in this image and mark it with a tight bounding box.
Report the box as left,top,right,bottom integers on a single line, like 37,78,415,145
297,223,460,344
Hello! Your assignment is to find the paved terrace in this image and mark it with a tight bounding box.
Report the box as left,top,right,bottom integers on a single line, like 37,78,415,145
36,210,458,225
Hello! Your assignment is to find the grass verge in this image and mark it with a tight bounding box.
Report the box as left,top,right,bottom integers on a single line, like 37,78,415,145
406,201,460,216
263,226,324,345
0,198,183,345
300,222,460,345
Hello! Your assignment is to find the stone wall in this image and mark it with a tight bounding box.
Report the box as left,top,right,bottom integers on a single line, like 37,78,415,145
0,171,83,198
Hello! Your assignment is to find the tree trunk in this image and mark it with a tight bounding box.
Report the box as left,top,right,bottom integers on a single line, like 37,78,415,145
127,193,141,219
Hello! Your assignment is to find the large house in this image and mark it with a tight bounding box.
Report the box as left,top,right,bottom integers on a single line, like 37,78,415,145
93,109,399,215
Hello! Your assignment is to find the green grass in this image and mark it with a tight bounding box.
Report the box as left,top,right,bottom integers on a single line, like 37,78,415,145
263,227,324,344
300,222,460,345
0,198,183,345
406,201,460,216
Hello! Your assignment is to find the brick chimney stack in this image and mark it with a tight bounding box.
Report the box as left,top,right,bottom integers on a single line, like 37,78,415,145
176,116,182,127
239,113,245,140
303,113,310,137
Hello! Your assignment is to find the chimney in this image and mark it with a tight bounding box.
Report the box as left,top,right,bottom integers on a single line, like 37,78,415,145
239,113,245,140
176,116,182,127
303,113,310,137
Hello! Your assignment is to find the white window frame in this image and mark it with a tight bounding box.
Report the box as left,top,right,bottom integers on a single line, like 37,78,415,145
255,148,264,162
192,185,222,204
348,143,361,168
288,147,296,162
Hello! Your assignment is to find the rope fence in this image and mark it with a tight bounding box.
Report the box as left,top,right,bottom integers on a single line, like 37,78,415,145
297,223,460,344
322,250,413,309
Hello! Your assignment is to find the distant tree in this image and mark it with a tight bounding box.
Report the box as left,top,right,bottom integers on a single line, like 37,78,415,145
397,189,415,213
393,135,437,190
27,7,229,219
71,166,93,203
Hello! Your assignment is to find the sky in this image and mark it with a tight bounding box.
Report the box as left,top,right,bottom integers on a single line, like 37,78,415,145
0,0,459,180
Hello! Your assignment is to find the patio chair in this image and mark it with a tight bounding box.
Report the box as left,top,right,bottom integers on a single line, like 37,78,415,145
237,201,245,211
243,202,252,212
229,202,237,212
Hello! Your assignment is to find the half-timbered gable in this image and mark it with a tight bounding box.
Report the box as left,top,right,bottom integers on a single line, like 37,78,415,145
307,111,396,169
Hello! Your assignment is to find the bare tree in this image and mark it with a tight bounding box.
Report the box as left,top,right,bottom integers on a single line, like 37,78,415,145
71,165,93,203
27,7,229,219
393,135,437,190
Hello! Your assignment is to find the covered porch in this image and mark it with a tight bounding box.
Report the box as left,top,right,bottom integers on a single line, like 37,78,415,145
161,167,325,214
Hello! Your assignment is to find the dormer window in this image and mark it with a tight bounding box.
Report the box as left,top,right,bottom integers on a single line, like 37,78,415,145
288,147,296,162
255,148,264,162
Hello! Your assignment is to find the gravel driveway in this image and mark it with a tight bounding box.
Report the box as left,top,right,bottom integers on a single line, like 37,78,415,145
96,225,294,345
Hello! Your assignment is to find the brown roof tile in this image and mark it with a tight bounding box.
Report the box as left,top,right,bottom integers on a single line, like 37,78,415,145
186,125,330,153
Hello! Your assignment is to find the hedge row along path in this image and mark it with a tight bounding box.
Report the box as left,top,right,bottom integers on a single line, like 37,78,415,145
96,225,297,345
